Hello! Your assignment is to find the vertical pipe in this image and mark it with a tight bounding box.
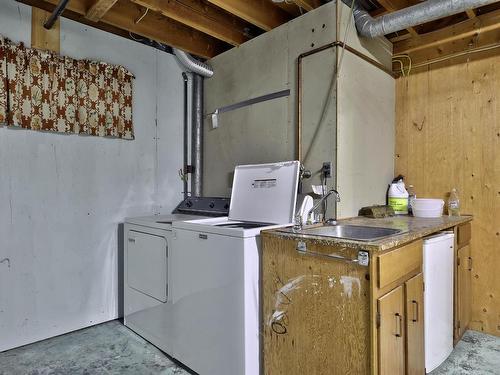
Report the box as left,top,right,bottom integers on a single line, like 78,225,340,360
191,73,203,197
182,72,189,199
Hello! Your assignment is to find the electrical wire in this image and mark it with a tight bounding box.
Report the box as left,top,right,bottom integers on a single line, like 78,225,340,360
393,54,412,76
302,0,356,165
128,31,146,42
135,7,149,24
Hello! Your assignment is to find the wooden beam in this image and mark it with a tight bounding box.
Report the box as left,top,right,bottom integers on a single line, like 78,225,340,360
131,0,250,46
20,0,228,58
206,0,290,31
465,9,476,19
86,0,119,22
394,8,500,66
294,0,321,12
31,7,61,52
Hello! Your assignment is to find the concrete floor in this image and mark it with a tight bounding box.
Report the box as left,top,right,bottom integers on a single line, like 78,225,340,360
0,321,498,374
0,320,191,375
431,330,500,375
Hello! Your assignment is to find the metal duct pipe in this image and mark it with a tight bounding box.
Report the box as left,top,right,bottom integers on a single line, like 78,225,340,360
353,0,498,38
191,74,204,197
182,72,189,199
43,0,70,29
173,48,214,78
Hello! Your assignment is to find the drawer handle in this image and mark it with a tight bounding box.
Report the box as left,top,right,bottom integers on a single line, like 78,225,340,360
199,234,208,240
411,300,419,322
468,257,472,271
395,313,403,337
128,238,136,243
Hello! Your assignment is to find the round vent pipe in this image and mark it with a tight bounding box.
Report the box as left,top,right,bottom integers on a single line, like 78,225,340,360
173,48,214,78
352,0,499,38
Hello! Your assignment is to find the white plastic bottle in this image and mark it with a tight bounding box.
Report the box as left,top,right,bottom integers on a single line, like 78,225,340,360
388,178,409,215
448,188,460,216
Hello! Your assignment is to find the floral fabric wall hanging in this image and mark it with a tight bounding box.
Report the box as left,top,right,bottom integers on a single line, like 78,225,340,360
0,35,134,139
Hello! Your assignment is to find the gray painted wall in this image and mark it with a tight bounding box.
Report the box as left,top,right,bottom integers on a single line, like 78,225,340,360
0,0,184,351
203,1,394,218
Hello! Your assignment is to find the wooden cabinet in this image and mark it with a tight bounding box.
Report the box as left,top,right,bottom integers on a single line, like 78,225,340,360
377,273,424,375
378,286,405,375
456,244,472,339
405,273,425,375
262,220,471,375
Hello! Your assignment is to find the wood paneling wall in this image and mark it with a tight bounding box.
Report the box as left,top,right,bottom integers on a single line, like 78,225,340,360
395,50,500,337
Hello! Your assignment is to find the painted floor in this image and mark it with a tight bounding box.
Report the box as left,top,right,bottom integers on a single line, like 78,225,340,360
0,321,498,374
0,320,191,375
431,330,500,375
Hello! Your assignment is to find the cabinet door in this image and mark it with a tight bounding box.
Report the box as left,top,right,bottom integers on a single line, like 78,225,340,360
405,273,424,375
457,245,472,338
378,285,405,375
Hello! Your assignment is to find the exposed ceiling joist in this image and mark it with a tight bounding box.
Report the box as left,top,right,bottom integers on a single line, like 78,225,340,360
294,0,321,12
21,0,228,58
86,0,119,22
394,8,500,65
465,8,477,18
130,0,250,46
206,0,290,31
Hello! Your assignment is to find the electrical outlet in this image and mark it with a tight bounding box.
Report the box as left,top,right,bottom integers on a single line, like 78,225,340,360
322,162,332,178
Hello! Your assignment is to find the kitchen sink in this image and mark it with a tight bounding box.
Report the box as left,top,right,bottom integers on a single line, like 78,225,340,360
300,224,405,241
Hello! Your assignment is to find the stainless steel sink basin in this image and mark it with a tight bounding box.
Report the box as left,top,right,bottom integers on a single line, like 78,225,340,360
300,225,404,241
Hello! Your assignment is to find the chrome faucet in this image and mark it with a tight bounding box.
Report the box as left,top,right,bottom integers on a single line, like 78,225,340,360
306,189,341,225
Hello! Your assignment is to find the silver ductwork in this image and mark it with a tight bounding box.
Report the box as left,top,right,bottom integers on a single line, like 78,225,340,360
191,74,204,197
173,48,214,78
173,48,211,197
353,0,498,38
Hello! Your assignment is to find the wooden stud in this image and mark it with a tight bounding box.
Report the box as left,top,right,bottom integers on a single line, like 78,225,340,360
131,0,250,46
466,8,476,19
31,7,61,53
21,0,228,58
86,0,119,22
294,0,321,12
206,0,290,31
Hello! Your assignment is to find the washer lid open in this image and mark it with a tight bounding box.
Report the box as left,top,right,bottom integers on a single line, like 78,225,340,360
228,161,300,224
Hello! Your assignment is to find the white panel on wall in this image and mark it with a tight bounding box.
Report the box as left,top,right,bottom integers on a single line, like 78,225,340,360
0,0,183,351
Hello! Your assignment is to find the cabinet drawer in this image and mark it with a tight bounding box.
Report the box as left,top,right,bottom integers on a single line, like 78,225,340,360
457,223,471,249
378,240,422,289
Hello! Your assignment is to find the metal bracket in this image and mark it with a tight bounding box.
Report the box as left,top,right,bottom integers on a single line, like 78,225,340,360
209,89,290,129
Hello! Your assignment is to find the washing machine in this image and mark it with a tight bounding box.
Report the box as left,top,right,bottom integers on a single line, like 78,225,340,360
123,197,230,356
171,161,300,375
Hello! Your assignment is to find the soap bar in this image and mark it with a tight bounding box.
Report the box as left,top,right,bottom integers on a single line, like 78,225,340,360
358,205,395,218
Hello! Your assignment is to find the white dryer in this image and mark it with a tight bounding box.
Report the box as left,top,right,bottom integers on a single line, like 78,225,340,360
171,161,300,375
123,197,230,357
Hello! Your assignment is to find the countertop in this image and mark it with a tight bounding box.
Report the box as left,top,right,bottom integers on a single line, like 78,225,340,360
265,215,473,252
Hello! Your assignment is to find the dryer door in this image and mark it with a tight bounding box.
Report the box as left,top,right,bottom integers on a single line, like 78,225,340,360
127,230,168,302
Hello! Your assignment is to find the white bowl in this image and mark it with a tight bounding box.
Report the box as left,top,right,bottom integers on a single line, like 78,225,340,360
412,198,444,211
413,207,443,218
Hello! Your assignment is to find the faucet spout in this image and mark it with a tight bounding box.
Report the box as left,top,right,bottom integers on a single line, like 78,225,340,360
307,189,340,224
